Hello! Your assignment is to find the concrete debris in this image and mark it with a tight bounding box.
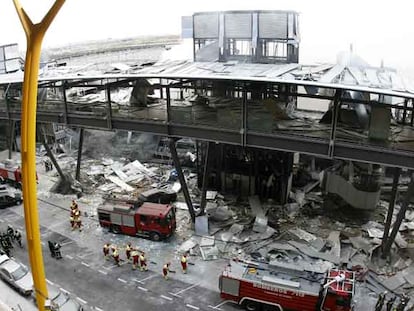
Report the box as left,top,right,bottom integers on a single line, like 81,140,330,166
288,240,341,265
367,228,384,239
382,271,407,291
402,266,414,285
289,228,317,243
206,190,218,200
200,236,215,247
394,232,408,249
209,205,233,222
249,196,268,233
253,215,268,233
200,245,219,261
178,238,199,253
106,175,134,192
195,215,209,236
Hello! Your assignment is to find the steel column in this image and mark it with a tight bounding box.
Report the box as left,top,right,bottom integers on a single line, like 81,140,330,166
381,167,400,255
8,120,16,159
40,126,66,181
166,85,171,134
106,85,113,130
75,128,84,181
169,138,196,223
242,85,247,147
62,83,68,124
200,141,213,214
382,172,414,257
328,89,341,158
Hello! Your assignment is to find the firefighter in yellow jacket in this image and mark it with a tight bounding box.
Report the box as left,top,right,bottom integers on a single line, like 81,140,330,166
181,253,188,274
139,252,148,271
112,247,120,266
125,242,132,261
131,249,140,270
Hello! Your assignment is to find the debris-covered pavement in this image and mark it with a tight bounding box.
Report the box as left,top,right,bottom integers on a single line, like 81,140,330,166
3,135,409,311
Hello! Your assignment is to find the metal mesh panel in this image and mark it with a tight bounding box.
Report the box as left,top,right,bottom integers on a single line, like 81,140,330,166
4,44,19,59
194,13,219,39
225,13,252,38
259,12,288,39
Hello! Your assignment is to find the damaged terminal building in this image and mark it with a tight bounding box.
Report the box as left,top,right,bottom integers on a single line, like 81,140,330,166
0,9,413,222
1,10,414,310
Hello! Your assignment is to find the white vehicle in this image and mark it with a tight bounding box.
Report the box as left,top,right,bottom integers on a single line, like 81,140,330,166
0,254,33,296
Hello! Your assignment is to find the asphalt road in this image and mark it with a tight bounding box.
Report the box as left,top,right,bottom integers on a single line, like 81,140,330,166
0,201,240,311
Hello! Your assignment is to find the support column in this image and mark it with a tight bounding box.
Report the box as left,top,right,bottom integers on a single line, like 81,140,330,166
328,90,342,158
169,138,196,223
8,120,16,159
200,142,213,215
40,126,66,182
382,172,414,257
75,128,84,182
381,167,400,255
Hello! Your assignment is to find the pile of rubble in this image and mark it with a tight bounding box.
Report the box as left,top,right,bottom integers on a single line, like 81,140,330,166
37,139,414,308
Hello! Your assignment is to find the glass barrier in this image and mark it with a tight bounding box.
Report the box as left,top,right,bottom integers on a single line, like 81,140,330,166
335,93,414,154
247,85,332,142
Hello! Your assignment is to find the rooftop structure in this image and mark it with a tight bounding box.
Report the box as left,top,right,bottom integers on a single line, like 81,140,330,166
192,10,300,63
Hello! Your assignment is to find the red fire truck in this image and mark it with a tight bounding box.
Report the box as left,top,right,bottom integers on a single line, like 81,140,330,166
0,161,38,189
219,260,355,311
97,202,176,241
0,162,23,188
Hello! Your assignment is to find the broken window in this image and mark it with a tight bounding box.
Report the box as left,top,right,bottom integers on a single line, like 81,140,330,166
260,40,287,59
227,39,252,56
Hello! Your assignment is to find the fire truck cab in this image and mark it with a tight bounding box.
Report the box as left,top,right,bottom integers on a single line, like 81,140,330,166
0,160,38,189
0,162,22,188
219,260,355,311
97,202,176,241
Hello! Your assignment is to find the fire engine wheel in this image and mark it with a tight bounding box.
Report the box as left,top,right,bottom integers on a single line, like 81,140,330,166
243,300,261,311
111,225,121,234
149,232,161,241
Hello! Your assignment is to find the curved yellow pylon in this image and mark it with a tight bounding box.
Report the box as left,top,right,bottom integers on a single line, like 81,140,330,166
12,1,65,310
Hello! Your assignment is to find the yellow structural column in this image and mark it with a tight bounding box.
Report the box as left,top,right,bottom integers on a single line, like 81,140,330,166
12,1,65,310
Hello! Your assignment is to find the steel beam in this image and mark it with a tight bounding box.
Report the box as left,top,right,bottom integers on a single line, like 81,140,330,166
3,109,414,169
75,128,84,181
169,138,196,223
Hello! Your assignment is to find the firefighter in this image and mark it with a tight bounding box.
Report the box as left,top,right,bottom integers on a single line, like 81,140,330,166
180,253,188,274
395,293,410,311
103,243,111,260
112,247,120,266
70,199,78,210
125,242,132,261
139,252,148,271
3,232,12,250
375,291,387,311
0,234,10,257
131,248,140,270
73,208,82,231
14,230,22,248
386,296,397,311
162,262,170,280
70,205,76,229
6,225,14,239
